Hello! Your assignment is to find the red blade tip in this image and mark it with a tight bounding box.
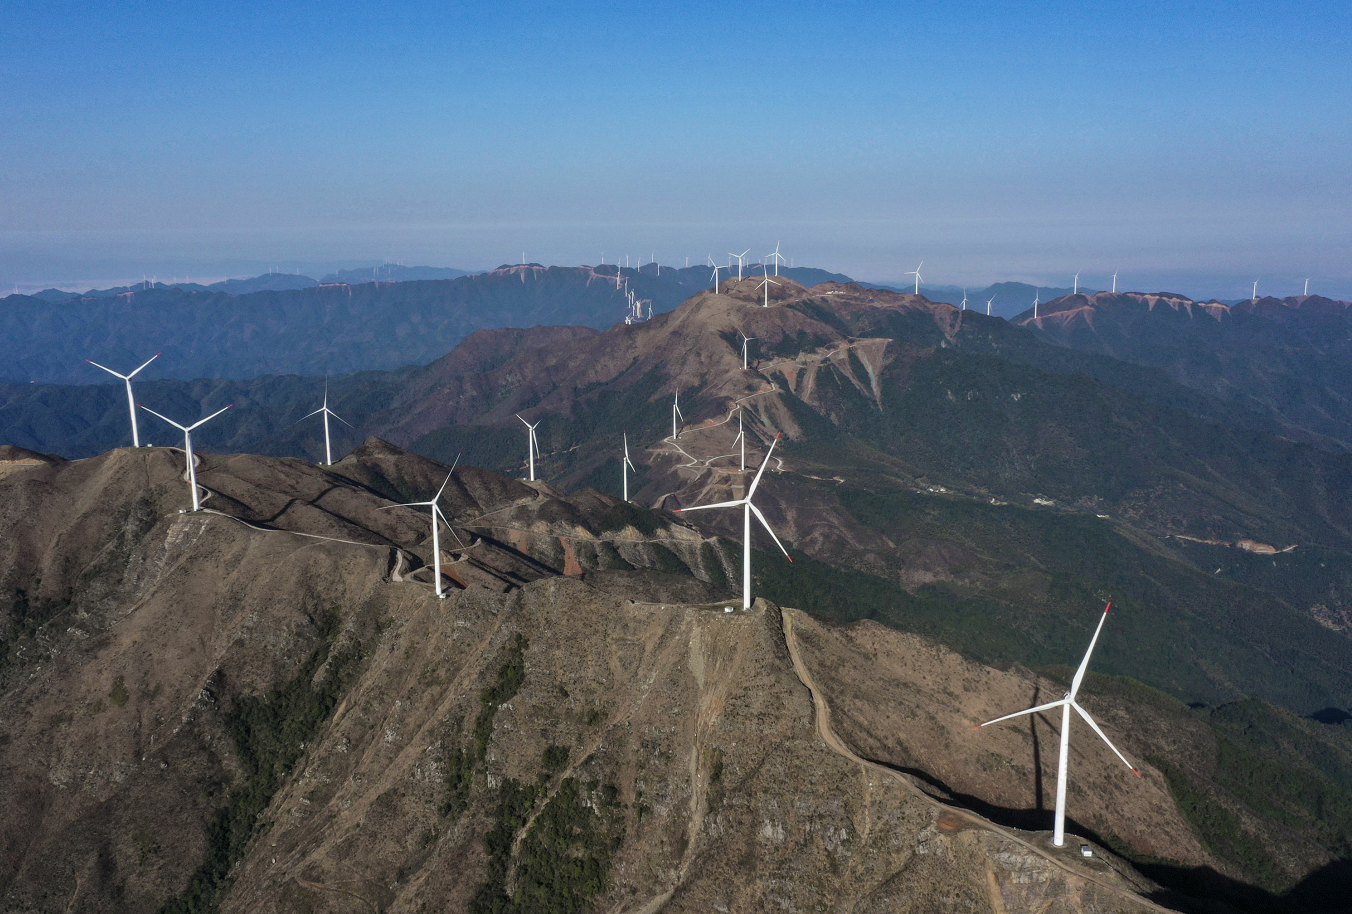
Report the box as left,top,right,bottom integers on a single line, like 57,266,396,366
1132,768,1141,777
786,556,793,562
1104,602,1112,614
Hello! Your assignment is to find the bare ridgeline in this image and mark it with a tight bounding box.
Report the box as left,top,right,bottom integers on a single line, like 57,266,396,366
2,269,1350,914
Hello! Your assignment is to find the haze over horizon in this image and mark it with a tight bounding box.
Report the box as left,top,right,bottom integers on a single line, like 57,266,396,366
3,1,1349,299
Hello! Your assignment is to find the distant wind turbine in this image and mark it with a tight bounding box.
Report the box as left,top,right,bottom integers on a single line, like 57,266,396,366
138,403,233,512
734,407,746,471
730,249,750,280
299,379,353,466
766,242,787,276
379,467,458,600
710,263,721,292
757,265,780,307
973,603,1141,847
85,352,160,447
906,262,923,295
960,288,967,311
516,414,540,481
676,432,791,609
1033,289,1040,319
1304,278,1310,296
672,391,684,440
1073,273,1079,294
1252,279,1259,302
1112,270,1118,293
987,295,995,316
621,433,637,502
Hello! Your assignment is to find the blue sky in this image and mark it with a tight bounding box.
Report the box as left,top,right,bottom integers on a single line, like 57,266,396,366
2,0,1349,297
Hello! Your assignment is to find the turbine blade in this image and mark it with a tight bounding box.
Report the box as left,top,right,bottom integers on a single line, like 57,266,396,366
675,499,745,513
186,404,233,430
1071,701,1141,776
516,413,531,427
974,698,1068,729
128,352,161,377
137,404,187,431
434,468,456,501
300,406,326,421
379,500,432,510
85,359,127,379
1069,603,1112,699
747,432,781,499
748,502,791,560
329,409,355,428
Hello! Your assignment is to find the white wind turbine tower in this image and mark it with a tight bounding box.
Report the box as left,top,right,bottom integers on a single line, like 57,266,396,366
299,379,353,466
766,241,787,276
672,391,685,440
1033,289,1041,319
1252,279,1259,302
987,295,995,316
1112,270,1119,293
379,467,458,600
676,432,791,609
710,263,722,292
733,408,746,471
1074,273,1080,294
138,403,233,512
739,331,756,369
516,414,540,481
621,433,637,502
730,249,750,280
757,266,780,307
85,352,160,447
960,288,968,311
973,602,1140,847
1304,278,1310,296
905,262,923,295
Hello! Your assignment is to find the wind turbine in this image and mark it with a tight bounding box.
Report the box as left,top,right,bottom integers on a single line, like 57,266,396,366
676,432,791,609
1033,289,1040,319
621,433,637,502
734,408,746,471
710,263,721,292
84,353,160,447
672,391,684,440
972,602,1141,848
1304,278,1310,296
138,403,233,512
740,331,756,369
1112,270,1118,293
960,288,968,311
299,379,353,466
766,242,787,276
987,295,995,316
379,467,458,600
757,266,780,307
516,414,540,481
906,262,923,295
730,249,750,280
1252,279,1259,302
1073,273,1080,294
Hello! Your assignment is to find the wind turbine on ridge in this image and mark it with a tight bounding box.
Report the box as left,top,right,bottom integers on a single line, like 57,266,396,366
730,249,750,280
739,330,756,369
766,242,787,276
1112,270,1118,293
516,414,540,481
1073,273,1080,294
972,602,1141,848
676,432,791,609
379,465,459,600
672,391,685,440
1252,279,1259,302
710,261,722,293
85,352,160,447
906,262,923,295
987,295,995,316
757,265,780,307
960,288,968,311
1033,289,1041,319
138,402,233,512
1304,278,1311,296
299,379,353,466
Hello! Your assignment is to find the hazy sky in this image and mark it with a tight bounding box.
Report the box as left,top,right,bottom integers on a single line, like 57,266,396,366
2,1,1349,297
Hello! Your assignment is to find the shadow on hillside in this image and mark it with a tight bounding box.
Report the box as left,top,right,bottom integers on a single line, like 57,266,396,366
859,753,1352,914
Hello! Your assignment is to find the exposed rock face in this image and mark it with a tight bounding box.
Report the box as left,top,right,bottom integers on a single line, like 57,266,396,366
0,445,1173,913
